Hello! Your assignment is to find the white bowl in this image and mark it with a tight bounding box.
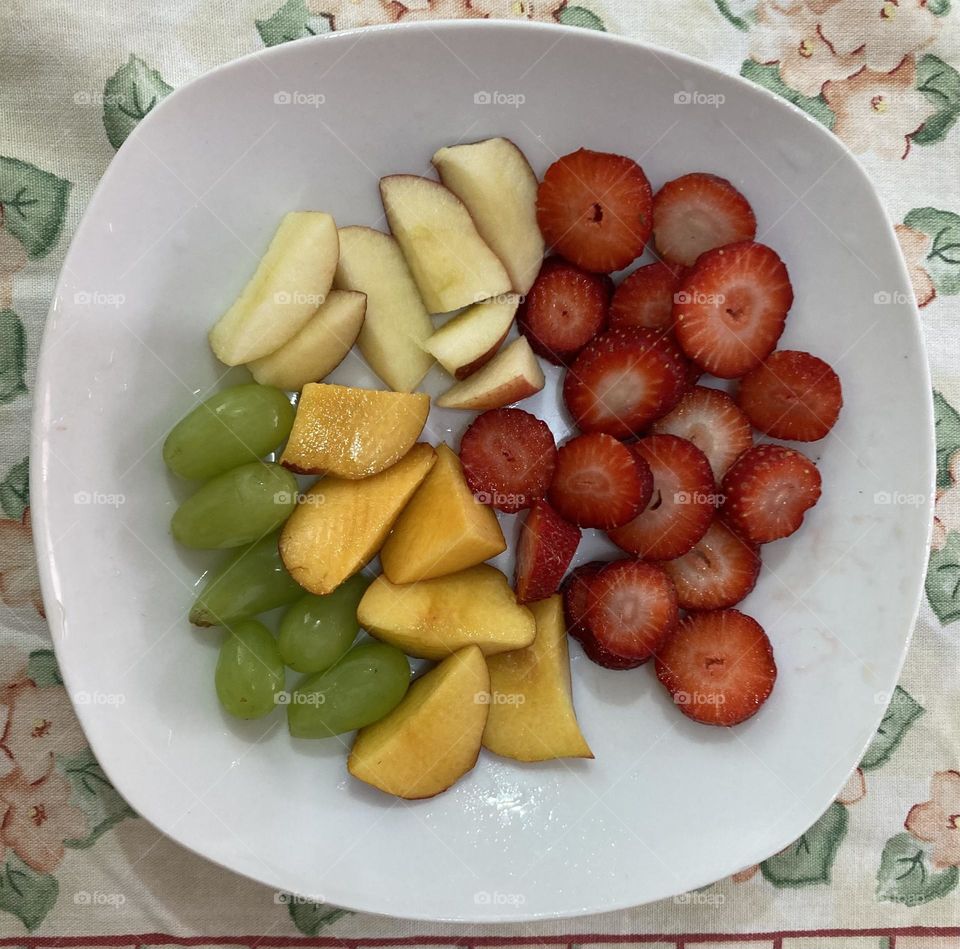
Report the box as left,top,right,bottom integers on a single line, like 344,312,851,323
32,20,933,922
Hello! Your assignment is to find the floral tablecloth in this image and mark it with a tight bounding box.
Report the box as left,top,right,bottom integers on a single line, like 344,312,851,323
1,0,960,942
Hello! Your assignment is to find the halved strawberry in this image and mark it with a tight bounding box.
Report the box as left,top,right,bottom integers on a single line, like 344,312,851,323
652,173,757,268
536,148,652,273
674,241,793,379
651,385,753,481
608,434,716,561
515,500,581,604
518,257,611,365
609,261,684,333
720,444,821,544
583,559,678,661
563,561,645,669
661,519,760,610
655,609,776,726
562,327,690,438
460,408,557,513
737,350,843,442
548,432,653,529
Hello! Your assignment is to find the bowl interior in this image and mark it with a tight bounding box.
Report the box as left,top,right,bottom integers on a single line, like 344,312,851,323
32,21,932,922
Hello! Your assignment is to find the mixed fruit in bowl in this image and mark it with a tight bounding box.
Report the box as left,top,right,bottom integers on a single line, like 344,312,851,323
162,136,842,800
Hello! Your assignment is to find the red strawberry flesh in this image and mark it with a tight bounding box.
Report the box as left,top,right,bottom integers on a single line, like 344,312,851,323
459,408,557,513
674,241,793,379
652,173,757,268
737,350,842,442
548,432,653,529
720,443,821,544
536,148,652,273
514,500,580,604
655,609,776,726
609,261,684,333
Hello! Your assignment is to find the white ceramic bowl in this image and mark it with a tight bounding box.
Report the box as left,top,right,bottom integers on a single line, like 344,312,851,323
32,20,933,922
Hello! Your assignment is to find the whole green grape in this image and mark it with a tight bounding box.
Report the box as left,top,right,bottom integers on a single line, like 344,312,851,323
190,532,303,627
278,574,371,674
287,642,410,739
215,619,285,719
171,462,297,549
163,384,295,481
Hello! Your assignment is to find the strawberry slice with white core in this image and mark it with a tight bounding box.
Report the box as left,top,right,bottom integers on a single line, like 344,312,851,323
609,261,684,333
661,519,760,611
651,385,753,481
583,559,679,661
607,434,716,561
563,327,690,438
674,241,793,379
652,173,757,268
720,443,821,544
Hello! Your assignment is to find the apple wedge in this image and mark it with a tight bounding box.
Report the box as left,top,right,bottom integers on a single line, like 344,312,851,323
334,226,434,393
279,443,436,595
209,211,339,365
433,138,545,295
380,175,511,313
280,383,430,479
348,645,490,800
435,336,544,410
483,595,593,762
247,290,365,390
357,564,535,660
423,296,518,379
380,443,506,583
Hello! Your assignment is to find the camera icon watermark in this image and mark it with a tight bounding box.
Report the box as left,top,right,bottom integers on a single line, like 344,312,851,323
275,691,325,707
474,890,526,906
74,690,126,707
475,691,526,705
873,290,912,305
674,290,725,306
273,290,327,306
273,891,326,905
473,90,526,108
674,90,725,108
73,290,126,308
873,490,929,507
73,490,126,508
273,90,326,108
74,890,126,909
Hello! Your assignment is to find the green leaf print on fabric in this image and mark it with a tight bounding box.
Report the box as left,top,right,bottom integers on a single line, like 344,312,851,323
928,0,950,13
0,854,59,932
912,55,960,146
257,0,327,47
934,390,960,488
927,531,960,624
712,0,753,30
0,458,29,519
26,649,63,687
877,832,959,905
103,56,174,149
557,6,606,29
905,208,960,297
60,749,137,848
760,802,849,886
0,310,26,403
0,158,70,259
860,687,924,770
286,898,349,934
740,61,836,130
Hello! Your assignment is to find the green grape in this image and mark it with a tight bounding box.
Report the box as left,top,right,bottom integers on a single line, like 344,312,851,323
278,574,371,674
287,642,410,739
163,384,295,481
190,532,303,627
215,619,285,719
171,462,297,549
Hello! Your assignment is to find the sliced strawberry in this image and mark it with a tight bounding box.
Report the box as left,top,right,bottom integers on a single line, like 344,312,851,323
652,173,757,268
737,350,843,442
548,433,653,529
563,562,647,669
459,408,557,513
514,500,581,604
563,327,690,438
720,444,821,544
536,148,652,273
608,434,716,561
583,559,678,661
651,385,753,481
661,520,760,610
655,609,776,726
609,261,684,333
674,241,793,379
518,257,611,365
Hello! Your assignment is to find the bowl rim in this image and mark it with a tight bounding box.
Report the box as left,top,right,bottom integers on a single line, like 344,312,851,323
29,17,935,922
